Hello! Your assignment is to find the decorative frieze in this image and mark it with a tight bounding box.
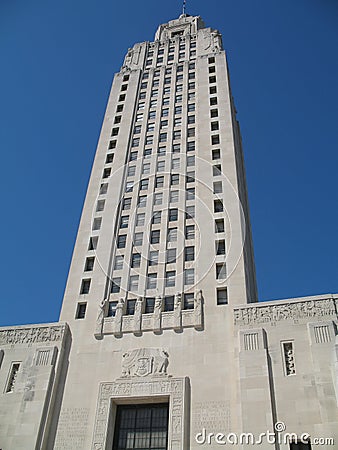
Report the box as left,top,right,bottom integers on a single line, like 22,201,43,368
0,324,66,345
234,298,337,326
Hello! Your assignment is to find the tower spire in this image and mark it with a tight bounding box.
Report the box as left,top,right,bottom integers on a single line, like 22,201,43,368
182,0,186,15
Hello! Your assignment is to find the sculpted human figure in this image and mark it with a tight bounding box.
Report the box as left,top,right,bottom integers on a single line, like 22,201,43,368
134,296,143,331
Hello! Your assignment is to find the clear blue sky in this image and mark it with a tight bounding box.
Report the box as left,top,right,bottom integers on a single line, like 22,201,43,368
0,0,337,326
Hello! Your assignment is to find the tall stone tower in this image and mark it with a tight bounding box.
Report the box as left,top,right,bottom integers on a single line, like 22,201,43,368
1,14,337,450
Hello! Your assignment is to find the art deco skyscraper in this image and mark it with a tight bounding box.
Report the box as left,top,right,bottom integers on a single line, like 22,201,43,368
2,13,337,450
60,14,257,328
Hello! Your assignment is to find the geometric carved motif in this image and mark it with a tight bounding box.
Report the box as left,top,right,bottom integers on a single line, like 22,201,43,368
92,376,188,450
0,324,66,345
234,298,337,326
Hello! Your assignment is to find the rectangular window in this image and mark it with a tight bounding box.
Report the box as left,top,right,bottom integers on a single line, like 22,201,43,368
184,293,194,310
164,295,174,311
105,153,114,164
213,164,222,176
117,235,127,249
92,217,102,231
209,66,216,73
162,98,170,106
187,128,195,137
214,199,224,213
209,86,217,95
210,109,218,118
215,219,225,233
147,273,157,289
173,130,181,140
114,255,124,270
170,190,179,203
211,121,219,131
96,200,105,212
100,183,108,194
184,268,194,285
186,205,195,219
187,155,195,166
172,158,180,169
157,160,165,172
159,133,167,142
111,278,121,293
212,149,221,160
154,193,163,205
151,230,160,244
155,176,164,188
213,181,222,194
149,111,156,119
148,250,159,266
216,240,226,255
112,404,169,450
103,168,111,178
128,274,139,293
210,97,218,106
129,152,138,161
175,106,182,115
138,195,147,208
184,246,195,261
187,115,195,124
120,216,129,228
147,123,155,132
188,103,195,112
171,174,179,185
76,303,87,319
172,143,180,153
122,198,131,210
131,253,141,268
145,297,155,314
186,188,195,200
133,232,143,247
161,120,168,128
142,163,150,174
217,288,228,305
6,363,20,393
185,225,195,240
136,213,145,227
212,135,220,145
216,263,227,279
158,146,166,156
161,108,169,117
108,301,118,317
144,148,152,158
126,181,134,192
166,248,177,264
186,172,195,183
140,179,149,190
165,271,176,287
145,136,153,145
209,75,216,83
152,211,162,224
88,236,98,250
167,227,177,242
80,279,91,294
187,141,195,152
174,117,182,127
85,256,95,272
126,298,137,314
290,441,311,450
168,208,178,221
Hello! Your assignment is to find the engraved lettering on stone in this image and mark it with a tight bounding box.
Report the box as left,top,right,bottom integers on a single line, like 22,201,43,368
121,348,169,377
54,407,90,450
192,401,230,433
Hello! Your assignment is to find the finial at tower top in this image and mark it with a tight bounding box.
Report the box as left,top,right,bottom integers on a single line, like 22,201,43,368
182,0,186,15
